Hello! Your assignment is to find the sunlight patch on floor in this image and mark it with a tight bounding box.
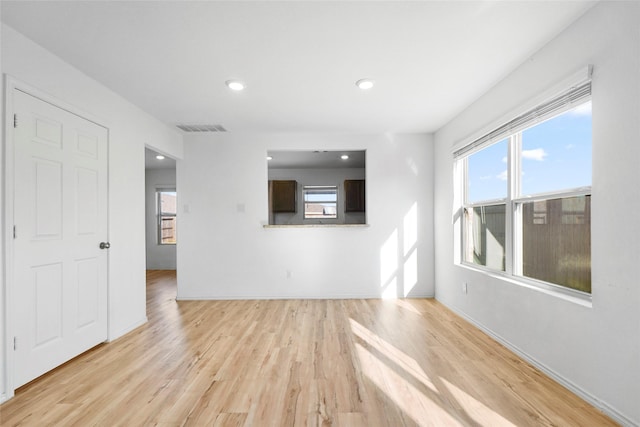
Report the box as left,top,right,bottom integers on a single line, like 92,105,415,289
351,317,517,426
440,377,518,426
355,343,462,426
391,299,423,315
350,318,437,394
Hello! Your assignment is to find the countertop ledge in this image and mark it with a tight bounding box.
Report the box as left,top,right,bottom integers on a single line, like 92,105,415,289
263,224,369,228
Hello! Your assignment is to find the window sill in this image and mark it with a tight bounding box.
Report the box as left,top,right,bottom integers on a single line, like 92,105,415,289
457,262,593,308
263,224,369,229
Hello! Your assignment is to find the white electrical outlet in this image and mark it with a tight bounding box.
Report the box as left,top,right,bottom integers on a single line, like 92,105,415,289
286,270,293,279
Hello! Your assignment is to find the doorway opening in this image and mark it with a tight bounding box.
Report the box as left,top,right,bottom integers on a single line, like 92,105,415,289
144,148,177,301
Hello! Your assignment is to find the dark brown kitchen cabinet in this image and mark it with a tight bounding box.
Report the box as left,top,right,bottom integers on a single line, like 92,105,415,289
269,180,297,213
344,179,365,212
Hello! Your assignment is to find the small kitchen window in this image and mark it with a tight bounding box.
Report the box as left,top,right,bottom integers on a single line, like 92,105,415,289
303,186,338,219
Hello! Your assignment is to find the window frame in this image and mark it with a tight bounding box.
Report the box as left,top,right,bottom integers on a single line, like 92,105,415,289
303,185,339,220
157,188,177,245
457,85,592,300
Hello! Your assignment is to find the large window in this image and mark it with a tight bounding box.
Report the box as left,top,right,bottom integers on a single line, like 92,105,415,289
157,189,177,245
457,82,592,295
303,186,338,219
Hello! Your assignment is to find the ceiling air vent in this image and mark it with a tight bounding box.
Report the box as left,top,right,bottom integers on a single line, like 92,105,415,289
176,124,227,132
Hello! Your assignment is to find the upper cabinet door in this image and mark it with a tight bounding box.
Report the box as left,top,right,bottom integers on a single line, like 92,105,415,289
270,180,297,213
344,180,365,212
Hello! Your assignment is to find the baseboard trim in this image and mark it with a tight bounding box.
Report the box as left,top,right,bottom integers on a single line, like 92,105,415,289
108,316,148,342
441,302,637,427
176,294,435,301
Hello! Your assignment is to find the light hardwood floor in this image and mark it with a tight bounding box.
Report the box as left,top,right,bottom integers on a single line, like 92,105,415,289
1,270,617,426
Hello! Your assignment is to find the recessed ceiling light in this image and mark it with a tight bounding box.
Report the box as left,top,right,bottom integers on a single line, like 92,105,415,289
226,80,245,91
341,154,349,160
356,79,374,90
156,155,165,160
266,156,273,160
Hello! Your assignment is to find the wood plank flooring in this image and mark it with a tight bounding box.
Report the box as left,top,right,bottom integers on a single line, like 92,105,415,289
0,270,617,426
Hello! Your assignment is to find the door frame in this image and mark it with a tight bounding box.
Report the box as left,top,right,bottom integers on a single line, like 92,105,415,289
2,76,110,401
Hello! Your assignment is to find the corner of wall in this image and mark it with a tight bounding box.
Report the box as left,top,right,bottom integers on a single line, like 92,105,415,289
0,6,8,402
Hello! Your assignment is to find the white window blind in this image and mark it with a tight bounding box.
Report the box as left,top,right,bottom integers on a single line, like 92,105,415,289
454,81,591,159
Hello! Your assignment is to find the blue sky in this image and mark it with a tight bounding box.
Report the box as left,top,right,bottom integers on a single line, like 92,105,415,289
467,102,592,203
305,191,337,202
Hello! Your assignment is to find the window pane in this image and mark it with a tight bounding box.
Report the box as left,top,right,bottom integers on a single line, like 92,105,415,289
521,195,590,293
521,102,592,196
304,202,337,219
160,216,177,244
467,139,508,203
160,191,177,215
304,193,337,202
464,204,506,271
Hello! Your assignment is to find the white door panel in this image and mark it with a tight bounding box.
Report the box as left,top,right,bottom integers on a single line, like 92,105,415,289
13,89,108,388
33,263,63,347
76,167,99,235
76,257,100,329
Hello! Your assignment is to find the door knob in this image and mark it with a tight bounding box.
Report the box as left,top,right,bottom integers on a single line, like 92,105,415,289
99,242,111,249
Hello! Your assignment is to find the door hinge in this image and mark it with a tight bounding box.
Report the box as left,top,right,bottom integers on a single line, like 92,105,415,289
13,114,17,128
13,337,17,351
13,225,17,239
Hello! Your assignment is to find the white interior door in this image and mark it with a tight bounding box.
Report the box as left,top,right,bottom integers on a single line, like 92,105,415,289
12,89,109,388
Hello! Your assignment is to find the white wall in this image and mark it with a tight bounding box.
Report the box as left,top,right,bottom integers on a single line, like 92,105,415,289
177,132,433,300
269,167,366,225
0,4,5,403
433,3,639,425
1,24,183,400
145,168,177,270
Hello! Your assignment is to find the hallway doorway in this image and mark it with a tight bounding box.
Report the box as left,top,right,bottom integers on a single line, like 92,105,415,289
144,148,177,298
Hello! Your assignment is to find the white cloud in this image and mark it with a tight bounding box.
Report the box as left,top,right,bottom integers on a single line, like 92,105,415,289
522,148,547,161
565,144,576,150
480,175,492,180
502,156,507,163
497,170,508,181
